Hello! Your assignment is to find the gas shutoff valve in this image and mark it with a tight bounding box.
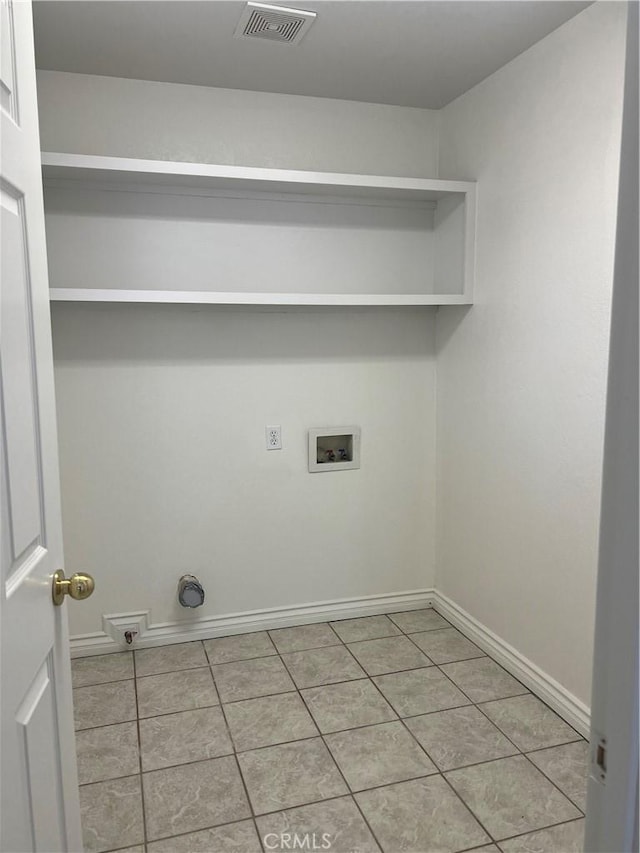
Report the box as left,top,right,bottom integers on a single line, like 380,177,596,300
177,574,205,608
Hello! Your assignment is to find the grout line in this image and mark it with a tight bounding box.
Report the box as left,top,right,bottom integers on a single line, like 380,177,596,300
270,641,344,654
472,699,584,757
357,666,445,772
474,693,585,744
330,629,402,644
136,700,222,723
519,751,586,816
104,845,149,853
78,771,141,790
439,770,497,844
134,662,208,679
491,815,586,846
76,610,588,853
73,675,135,689
275,649,387,853
206,651,279,666
403,624,487,665
80,739,569,793
268,629,345,654
216,699,266,853
432,658,531,707
523,738,586,755
75,718,137,733
136,663,213,682
468,702,527,757
253,790,374,821
131,645,148,851
387,609,452,634
140,815,266,850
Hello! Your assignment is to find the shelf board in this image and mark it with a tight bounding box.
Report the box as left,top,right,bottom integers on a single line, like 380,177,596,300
49,289,472,307
41,152,475,204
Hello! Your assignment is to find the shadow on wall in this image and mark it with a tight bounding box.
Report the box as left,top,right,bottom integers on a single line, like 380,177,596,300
435,305,472,355
50,304,438,364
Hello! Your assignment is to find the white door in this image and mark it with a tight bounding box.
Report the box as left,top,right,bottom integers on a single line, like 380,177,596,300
584,3,639,852
1,1,83,850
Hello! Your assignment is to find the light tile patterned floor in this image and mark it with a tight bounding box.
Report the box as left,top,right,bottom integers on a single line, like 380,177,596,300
72,609,588,853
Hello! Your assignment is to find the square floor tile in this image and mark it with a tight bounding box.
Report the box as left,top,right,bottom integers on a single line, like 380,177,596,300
204,631,276,664
440,658,529,702
373,667,470,717
405,705,518,771
80,775,144,853
76,721,140,785
446,755,581,840
269,622,341,653
147,819,262,852
136,667,218,718
257,797,380,853
499,818,585,852
325,721,437,791
282,645,365,689
356,775,490,852
388,609,449,634
143,755,251,840
135,641,208,677
73,680,137,730
479,695,582,752
301,679,396,733
330,615,401,643
347,636,432,676
225,691,318,751
72,652,134,688
237,737,348,815
411,627,485,665
527,741,589,810
212,656,295,702
139,706,233,771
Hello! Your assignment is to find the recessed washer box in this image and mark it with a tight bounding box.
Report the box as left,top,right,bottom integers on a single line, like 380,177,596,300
308,426,361,473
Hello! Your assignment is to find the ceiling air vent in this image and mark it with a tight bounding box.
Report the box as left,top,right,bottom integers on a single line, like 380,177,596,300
234,2,317,45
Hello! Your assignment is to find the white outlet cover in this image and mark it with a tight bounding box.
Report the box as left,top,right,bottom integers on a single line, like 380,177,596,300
266,425,282,450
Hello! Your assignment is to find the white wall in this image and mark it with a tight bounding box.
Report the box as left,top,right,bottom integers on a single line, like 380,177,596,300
38,1,627,710
435,2,627,706
53,305,437,635
36,70,440,176
39,73,440,635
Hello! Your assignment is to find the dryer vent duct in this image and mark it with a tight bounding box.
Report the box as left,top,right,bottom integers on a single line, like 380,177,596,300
234,2,317,45
177,575,205,608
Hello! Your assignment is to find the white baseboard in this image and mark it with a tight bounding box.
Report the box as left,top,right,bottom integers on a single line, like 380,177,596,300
70,588,436,658
70,585,591,738
431,590,591,738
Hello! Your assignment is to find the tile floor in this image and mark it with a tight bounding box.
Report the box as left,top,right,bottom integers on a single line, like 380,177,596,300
72,609,589,853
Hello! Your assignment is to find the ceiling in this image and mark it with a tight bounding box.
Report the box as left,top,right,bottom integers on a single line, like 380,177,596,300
32,1,590,109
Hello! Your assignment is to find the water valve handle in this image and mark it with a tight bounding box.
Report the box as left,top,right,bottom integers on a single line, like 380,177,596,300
178,574,205,608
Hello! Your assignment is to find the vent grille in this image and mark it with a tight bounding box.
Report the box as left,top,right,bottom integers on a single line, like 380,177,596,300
234,2,316,45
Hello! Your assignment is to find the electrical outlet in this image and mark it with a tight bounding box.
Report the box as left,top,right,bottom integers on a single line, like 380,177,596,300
266,425,282,450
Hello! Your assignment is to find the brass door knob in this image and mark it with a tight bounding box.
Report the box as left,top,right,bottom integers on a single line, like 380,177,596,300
52,570,95,606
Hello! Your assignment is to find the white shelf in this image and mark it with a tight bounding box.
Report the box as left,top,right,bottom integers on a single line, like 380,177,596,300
42,153,476,306
42,152,475,204
49,288,471,306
